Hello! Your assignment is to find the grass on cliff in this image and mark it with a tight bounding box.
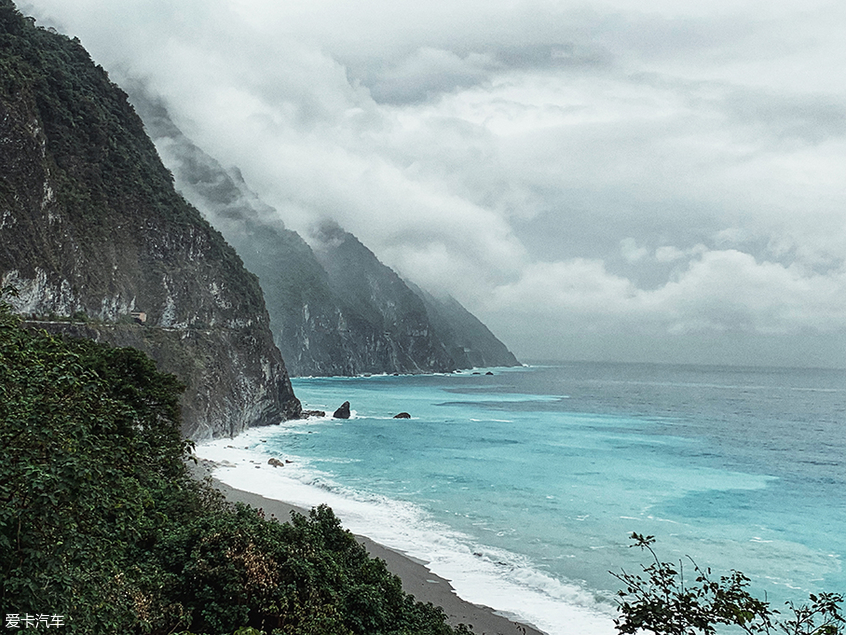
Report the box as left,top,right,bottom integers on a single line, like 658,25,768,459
0,294,467,635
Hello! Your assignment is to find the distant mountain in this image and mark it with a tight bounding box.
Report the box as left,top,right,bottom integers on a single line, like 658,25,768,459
130,89,520,375
406,282,520,369
309,221,457,374
0,2,301,438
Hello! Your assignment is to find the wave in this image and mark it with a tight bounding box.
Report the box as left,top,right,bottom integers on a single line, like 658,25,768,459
196,428,617,635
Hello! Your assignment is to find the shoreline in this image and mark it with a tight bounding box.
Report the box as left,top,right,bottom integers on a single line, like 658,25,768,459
190,457,547,635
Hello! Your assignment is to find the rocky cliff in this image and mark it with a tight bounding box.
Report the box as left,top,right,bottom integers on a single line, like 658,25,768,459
0,1,301,438
406,282,520,369
309,221,457,374
128,89,520,375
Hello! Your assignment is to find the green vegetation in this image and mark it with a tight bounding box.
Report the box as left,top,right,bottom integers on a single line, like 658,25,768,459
1,0,265,318
1,0,186,225
612,533,844,635
0,292,467,634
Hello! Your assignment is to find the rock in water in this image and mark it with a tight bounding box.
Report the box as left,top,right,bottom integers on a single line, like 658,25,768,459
333,401,351,419
393,412,411,419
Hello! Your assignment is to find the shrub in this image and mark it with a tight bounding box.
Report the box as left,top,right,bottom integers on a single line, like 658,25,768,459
1,292,465,634
612,533,844,635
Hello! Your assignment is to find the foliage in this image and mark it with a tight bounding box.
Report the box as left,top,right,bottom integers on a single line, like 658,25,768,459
0,290,190,630
0,293,467,634
1,0,183,224
612,533,844,635
1,0,265,315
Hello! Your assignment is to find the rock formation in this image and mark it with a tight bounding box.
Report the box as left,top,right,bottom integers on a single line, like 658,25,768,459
404,282,520,369
332,401,351,419
0,3,301,438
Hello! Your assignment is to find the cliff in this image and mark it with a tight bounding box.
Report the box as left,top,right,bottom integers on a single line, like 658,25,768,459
0,1,301,438
128,88,520,375
310,222,457,374
406,282,520,369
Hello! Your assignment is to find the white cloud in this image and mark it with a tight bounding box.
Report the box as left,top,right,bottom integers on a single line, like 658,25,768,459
487,249,846,338
620,238,648,263
20,0,846,366
654,246,686,263
649,250,846,334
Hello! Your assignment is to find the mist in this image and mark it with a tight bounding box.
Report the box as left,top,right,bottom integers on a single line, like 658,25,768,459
21,0,846,367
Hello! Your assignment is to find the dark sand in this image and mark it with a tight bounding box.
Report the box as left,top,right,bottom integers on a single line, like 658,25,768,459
191,459,546,635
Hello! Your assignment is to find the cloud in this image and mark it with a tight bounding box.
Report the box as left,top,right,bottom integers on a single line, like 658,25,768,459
488,249,846,336
650,250,846,334
654,246,687,263
620,238,649,263
20,0,846,366
361,48,496,105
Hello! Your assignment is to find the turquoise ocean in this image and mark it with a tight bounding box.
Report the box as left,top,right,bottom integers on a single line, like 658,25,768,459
198,362,846,635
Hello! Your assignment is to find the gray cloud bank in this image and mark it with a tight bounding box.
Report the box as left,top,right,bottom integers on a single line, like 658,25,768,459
22,0,846,367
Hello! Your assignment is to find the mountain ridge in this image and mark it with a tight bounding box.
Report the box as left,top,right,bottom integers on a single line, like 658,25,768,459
0,1,301,438
128,87,520,376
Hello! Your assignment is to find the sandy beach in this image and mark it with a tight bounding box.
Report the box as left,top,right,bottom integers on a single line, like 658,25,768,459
190,458,546,635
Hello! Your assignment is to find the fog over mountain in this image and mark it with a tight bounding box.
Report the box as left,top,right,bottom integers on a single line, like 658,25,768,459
21,0,846,368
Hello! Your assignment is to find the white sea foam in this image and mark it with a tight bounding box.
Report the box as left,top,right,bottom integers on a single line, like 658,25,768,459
192,363,846,634
196,427,616,635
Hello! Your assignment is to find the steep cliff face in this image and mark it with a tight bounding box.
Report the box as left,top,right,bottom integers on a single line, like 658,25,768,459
129,89,519,375
406,282,521,369
0,2,301,438
127,90,349,376
309,222,457,374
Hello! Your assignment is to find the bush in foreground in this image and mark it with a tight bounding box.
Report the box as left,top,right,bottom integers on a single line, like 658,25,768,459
612,533,844,635
0,295,466,634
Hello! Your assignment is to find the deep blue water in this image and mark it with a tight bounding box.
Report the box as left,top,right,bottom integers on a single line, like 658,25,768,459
201,362,845,635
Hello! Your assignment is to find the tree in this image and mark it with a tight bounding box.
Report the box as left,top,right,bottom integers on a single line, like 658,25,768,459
612,533,844,635
1,288,469,634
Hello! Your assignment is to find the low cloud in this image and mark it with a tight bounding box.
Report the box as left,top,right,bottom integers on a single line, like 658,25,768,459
488,249,846,338
21,0,846,366
364,48,495,104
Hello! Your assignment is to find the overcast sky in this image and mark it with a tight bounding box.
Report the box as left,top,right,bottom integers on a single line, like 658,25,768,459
22,0,846,367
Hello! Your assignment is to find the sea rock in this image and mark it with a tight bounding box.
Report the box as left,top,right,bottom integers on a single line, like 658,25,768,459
393,412,411,419
267,457,285,468
333,401,351,419
301,410,326,418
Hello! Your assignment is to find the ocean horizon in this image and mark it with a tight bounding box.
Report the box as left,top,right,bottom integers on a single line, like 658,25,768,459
196,361,845,635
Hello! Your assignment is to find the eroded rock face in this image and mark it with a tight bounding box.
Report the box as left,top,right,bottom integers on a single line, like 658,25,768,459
0,7,300,439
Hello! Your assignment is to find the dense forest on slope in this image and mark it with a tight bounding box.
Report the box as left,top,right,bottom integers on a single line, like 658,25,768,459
0,0,300,437
0,295,468,634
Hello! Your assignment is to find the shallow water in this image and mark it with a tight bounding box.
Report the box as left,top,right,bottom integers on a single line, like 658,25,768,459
198,362,845,635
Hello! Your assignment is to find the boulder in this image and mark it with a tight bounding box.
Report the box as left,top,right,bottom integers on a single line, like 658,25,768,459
333,401,351,419
393,412,411,419
301,410,326,418
267,457,285,468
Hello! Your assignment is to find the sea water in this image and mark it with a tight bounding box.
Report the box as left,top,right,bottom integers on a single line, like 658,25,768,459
197,362,846,635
